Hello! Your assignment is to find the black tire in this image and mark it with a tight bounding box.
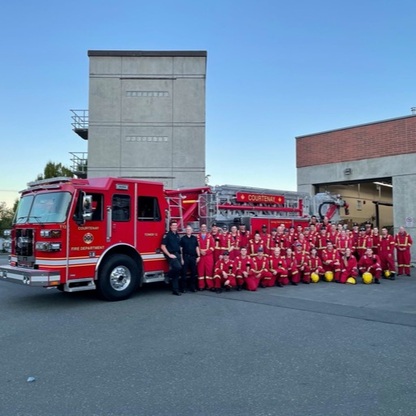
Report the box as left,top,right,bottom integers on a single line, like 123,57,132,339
97,254,140,301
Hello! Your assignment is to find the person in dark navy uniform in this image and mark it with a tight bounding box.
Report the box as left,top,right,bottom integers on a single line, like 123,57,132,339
161,220,183,296
180,225,200,292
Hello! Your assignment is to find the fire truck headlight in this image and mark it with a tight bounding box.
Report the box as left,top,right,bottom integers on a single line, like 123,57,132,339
49,243,61,251
40,229,62,238
35,242,62,252
36,242,48,251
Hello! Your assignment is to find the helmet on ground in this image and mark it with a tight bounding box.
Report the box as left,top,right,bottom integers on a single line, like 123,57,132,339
310,272,320,283
324,271,334,282
384,270,391,278
346,277,356,285
362,272,373,284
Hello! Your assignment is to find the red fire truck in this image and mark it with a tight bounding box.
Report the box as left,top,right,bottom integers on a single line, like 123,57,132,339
0,177,348,301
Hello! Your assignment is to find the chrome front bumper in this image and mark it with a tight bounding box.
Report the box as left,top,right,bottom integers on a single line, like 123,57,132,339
0,265,61,287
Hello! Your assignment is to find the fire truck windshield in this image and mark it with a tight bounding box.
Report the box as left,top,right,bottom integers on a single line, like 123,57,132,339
14,192,72,224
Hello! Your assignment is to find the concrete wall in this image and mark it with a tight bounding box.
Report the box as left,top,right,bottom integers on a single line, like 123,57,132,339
87,51,207,189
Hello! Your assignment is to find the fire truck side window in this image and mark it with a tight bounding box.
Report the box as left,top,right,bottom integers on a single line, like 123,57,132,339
138,196,161,221
112,195,130,222
91,193,103,221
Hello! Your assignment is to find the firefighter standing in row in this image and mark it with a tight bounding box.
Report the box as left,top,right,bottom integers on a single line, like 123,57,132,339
197,223,215,290
379,227,396,279
395,226,413,276
180,225,200,293
161,220,183,296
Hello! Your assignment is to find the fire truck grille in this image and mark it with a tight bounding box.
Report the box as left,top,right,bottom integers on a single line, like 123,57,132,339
16,229,34,257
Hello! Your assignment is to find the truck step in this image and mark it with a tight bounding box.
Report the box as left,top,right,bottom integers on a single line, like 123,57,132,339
63,279,96,292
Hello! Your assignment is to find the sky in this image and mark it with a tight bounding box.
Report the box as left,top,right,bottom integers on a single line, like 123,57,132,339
1,0,415,208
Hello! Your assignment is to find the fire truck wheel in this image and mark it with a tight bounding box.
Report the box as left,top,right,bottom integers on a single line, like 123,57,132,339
97,254,139,301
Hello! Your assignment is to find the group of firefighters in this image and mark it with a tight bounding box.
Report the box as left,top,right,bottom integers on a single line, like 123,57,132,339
161,217,413,295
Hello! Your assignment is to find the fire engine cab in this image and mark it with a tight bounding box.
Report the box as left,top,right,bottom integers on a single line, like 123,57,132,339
0,177,348,301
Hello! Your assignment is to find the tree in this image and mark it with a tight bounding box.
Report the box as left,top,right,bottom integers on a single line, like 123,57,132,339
36,161,74,180
0,202,14,232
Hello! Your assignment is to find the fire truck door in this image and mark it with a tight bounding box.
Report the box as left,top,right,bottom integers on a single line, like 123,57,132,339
136,195,165,256
110,194,134,245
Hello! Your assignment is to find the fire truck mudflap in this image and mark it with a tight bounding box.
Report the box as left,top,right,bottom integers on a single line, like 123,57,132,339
0,265,61,287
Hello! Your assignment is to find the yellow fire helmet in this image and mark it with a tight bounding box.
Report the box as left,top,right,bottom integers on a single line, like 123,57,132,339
310,272,320,283
346,277,356,285
324,271,334,282
384,270,391,278
362,272,373,284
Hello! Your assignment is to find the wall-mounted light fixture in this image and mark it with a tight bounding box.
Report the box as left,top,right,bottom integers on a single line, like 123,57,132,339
344,168,352,175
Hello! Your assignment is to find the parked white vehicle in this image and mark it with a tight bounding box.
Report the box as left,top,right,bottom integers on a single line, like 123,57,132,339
2,229,11,253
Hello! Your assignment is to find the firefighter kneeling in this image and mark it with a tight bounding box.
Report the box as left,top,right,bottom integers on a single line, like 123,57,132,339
213,251,236,293
339,248,358,284
358,248,382,284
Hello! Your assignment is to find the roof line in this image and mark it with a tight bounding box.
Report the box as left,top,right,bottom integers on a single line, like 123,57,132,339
88,50,207,57
296,114,416,139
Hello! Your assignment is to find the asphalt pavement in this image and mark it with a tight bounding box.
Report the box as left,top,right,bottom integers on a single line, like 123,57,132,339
0,254,415,416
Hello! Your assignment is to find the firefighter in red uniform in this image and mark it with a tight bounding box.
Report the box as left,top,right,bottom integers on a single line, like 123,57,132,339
269,247,288,286
395,226,413,276
237,223,251,249
371,227,380,255
379,227,396,279
322,241,341,282
365,221,374,237
309,224,319,244
210,223,222,264
327,224,339,245
294,242,311,283
252,248,273,288
308,248,324,280
351,222,360,251
296,233,312,254
260,224,271,249
280,228,291,255
267,228,279,254
213,251,236,292
249,231,265,257
339,247,358,284
273,226,284,253
309,215,319,229
303,227,315,249
287,226,297,247
228,225,240,260
335,229,353,257
285,248,300,285
234,247,255,291
315,228,329,259
358,248,382,283
197,223,215,290
322,216,331,232
217,226,231,262
355,227,372,260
